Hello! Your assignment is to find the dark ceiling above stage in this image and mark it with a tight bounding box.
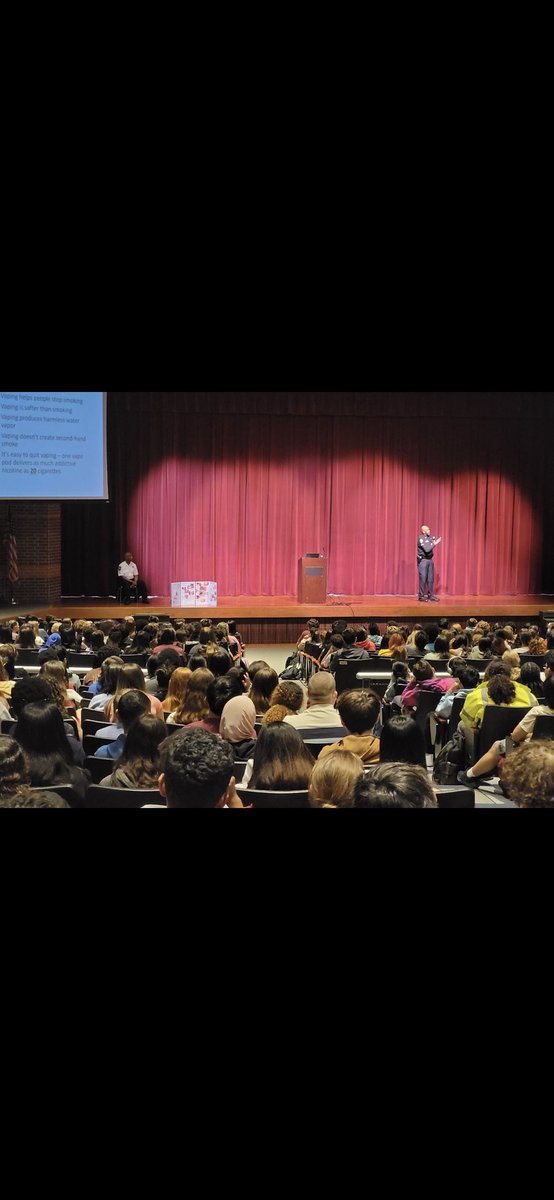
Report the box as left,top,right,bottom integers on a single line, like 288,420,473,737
107,392,554,420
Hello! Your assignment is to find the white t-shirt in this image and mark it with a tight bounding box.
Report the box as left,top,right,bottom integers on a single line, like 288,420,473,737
284,704,343,728
119,561,138,581
516,704,554,737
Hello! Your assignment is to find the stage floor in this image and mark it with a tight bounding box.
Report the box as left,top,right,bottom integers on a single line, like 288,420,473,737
4,593,551,622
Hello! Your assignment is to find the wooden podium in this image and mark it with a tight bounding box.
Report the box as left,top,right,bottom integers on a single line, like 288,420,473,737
298,557,327,604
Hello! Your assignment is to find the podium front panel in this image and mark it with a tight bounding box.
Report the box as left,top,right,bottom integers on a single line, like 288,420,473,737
298,558,327,604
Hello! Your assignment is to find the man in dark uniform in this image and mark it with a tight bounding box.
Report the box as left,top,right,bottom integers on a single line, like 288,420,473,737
417,526,442,602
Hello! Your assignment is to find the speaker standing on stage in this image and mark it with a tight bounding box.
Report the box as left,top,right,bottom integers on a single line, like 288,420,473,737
118,551,149,603
417,526,441,602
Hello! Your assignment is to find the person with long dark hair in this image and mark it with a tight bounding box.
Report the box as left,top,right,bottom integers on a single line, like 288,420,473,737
378,715,427,768
249,667,280,715
99,715,168,789
14,703,89,802
247,723,314,792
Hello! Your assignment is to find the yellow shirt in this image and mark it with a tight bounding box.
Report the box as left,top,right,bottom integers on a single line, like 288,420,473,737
461,681,537,728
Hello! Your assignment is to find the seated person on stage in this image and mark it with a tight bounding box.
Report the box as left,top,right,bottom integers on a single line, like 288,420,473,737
118,551,149,603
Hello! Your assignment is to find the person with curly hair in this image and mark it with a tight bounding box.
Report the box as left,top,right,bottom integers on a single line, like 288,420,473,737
499,740,554,808
158,727,244,808
457,675,554,788
262,681,305,725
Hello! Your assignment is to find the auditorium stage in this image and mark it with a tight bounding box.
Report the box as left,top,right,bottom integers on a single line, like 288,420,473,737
3,594,551,645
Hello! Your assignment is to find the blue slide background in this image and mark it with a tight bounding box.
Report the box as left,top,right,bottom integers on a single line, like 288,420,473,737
1,391,107,499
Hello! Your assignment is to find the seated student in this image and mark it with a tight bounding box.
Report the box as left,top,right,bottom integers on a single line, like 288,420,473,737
158,727,244,809
284,672,342,728
262,681,305,725
491,631,511,657
518,661,542,697
328,628,371,671
543,650,554,682
353,762,437,808
318,689,381,765
457,674,554,787
498,740,554,807
244,723,314,792
321,633,345,669
460,659,538,730
423,624,440,652
0,660,15,720
0,735,69,808
187,673,249,736
88,657,125,709
355,628,377,654
515,629,532,655
249,667,280,715
144,649,176,694
424,635,450,661
58,618,76,649
296,618,322,652
378,715,427,769
308,751,363,809
99,715,168,788
377,634,407,661
105,664,165,723
206,648,234,677
214,620,241,661
14,702,90,802
10,676,83,764
17,624,38,650
383,662,411,708
94,690,151,759
400,660,453,711
40,659,82,714
433,663,481,720
448,635,469,657
502,649,522,679
367,623,382,648
162,667,192,715
219,695,258,761
406,630,428,659
528,636,548,656
167,668,215,728
151,628,185,658
468,636,493,661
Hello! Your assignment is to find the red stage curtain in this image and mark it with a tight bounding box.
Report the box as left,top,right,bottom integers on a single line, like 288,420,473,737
91,393,551,599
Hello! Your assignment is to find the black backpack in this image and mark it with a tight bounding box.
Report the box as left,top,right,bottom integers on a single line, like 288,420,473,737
432,725,467,784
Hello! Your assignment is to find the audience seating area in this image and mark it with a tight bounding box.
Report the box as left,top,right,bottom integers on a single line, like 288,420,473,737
1,610,553,808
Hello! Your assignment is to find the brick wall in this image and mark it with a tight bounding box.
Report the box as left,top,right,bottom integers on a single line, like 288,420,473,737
0,502,61,605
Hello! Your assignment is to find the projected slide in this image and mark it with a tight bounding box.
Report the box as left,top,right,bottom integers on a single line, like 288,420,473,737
1,391,108,499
